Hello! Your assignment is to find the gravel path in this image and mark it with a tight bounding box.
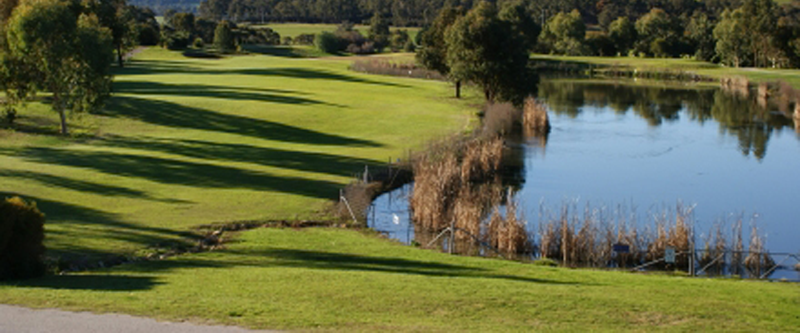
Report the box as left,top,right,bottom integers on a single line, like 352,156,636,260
0,304,278,333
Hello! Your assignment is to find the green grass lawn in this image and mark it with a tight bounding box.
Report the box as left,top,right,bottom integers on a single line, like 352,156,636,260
1,228,798,331
262,23,421,42
0,47,474,260
1,47,798,332
533,54,800,89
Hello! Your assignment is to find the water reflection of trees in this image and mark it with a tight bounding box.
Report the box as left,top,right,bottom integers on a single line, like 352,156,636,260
538,80,796,160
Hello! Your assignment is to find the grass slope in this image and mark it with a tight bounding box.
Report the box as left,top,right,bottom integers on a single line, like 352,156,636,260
0,47,474,259
1,228,798,331
534,54,800,89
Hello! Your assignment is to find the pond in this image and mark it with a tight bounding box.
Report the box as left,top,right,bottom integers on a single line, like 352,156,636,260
370,78,800,279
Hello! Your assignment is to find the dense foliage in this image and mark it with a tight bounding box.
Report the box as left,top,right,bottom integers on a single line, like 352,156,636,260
2,0,115,134
0,196,46,280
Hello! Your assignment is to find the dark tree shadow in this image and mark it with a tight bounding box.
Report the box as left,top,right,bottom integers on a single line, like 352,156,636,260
113,81,327,105
0,192,200,260
242,45,309,58
0,169,186,203
99,96,381,147
129,248,582,285
101,136,378,177
3,148,343,199
115,59,410,88
4,275,161,291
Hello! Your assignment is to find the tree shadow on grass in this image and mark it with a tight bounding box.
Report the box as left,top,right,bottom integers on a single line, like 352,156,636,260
116,59,410,88
4,274,161,291
0,192,199,260
100,96,381,147
113,81,328,105
3,148,343,199
0,169,187,203
102,136,378,177
133,248,581,285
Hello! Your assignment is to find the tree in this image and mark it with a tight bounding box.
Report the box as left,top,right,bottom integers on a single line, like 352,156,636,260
539,10,588,55
714,8,750,67
634,8,679,57
738,0,779,67
444,1,535,104
686,12,716,61
213,20,235,52
88,0,137,68
368,12,390,50
498,0,540,52
416,6,463,97
171,12,195,35
4,0,113,135
608,16,636,55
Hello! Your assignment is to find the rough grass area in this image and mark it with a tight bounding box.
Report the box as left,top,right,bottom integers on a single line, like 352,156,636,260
533,54,800,89
0,47,474,260
1,228,798,331
262,23,421,41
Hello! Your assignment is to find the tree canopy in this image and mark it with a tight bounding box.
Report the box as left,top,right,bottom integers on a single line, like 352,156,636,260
3,0,114,134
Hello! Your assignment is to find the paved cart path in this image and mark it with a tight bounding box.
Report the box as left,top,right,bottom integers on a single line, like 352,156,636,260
0,304,278,333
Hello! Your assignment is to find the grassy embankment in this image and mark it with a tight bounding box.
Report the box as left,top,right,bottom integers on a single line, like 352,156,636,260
0,47,798,331
533,54,800,89
0,46,475,260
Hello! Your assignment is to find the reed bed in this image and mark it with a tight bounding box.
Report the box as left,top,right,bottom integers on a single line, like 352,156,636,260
522,98,551,138
409,101,539,255
350,59,445,80
720,76,750,97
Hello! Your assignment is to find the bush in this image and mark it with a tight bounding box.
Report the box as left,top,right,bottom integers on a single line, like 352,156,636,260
0,196,46,280
315,31,341,53
214,21,236,53
293,33,315,45
403,40,416,52
137,24,160,46
193,37,205,48
282,36,293,45
162,30,190,50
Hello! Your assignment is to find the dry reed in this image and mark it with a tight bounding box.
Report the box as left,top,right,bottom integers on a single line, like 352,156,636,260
744,225,775,277
720,76,750,97
522,98,551,138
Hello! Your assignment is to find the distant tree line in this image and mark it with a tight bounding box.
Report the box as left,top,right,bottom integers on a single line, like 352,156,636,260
535,0,800,68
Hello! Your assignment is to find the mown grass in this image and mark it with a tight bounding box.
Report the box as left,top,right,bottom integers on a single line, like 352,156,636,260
533,54,800,89
262,23,421,41
1,228,798,331
0,47,475,260
2,46,798,332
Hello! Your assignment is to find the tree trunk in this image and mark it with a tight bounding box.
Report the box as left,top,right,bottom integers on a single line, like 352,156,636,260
53,91,68,135
117,44,124,68
58,108,68,135
455,81,461,98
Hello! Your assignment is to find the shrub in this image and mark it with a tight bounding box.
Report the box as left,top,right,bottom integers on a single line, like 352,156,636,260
214,20,236,53
193,37,205,48
162,30,190,50
403,40,416,52
282,36,293,45
137,23,160,46
315,31,341,54
0,196,46,280
293,33,315,45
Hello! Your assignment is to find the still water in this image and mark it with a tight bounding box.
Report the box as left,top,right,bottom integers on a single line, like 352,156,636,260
371,79,800,273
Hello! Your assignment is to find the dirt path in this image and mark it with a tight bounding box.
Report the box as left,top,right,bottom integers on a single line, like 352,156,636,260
0,304,278,333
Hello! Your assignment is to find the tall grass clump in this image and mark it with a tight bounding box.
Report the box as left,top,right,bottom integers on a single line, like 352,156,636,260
522,98,551,138
720,76,750,97
350,59,444,80
410,135,505,231
0,196,46,280
744,225,775,277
